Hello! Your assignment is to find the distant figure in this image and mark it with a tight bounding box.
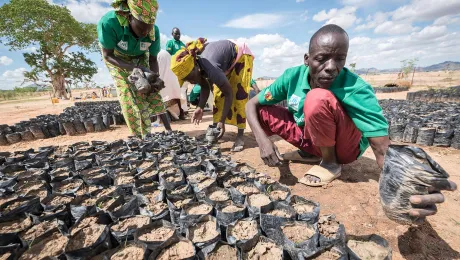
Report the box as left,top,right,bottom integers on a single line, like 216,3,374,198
249,79,260,99
166,27,186,56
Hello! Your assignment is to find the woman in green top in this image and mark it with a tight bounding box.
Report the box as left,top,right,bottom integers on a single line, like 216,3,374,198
97,0,171,137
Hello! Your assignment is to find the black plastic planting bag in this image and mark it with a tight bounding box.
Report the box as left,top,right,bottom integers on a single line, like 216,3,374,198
179,202,214,233
260,201,296,232
134,220,179,251
0,196,42,220
0,242,22,260
347,234,392,260
290,195,320,224
65,225,112,260
197,241,238,260
226,217,261,251
379,145,450,225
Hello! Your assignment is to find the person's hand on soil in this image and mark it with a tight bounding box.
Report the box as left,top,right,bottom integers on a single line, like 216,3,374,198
408,180,457,223
192,108,204,125
216,122,225,139
259,139,282,167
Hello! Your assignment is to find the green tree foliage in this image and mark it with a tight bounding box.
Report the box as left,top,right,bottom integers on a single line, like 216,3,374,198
0,0,98,99
400,58,419,79
349,63,356,73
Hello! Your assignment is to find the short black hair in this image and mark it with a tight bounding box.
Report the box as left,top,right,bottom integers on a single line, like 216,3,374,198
172,27,180,32
309,24,348,52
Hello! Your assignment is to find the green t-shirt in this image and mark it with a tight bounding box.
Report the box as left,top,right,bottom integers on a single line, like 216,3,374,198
258,65,388,156
97,10,161,57
251,79,256,86
166,39,186,55
189,84,201,102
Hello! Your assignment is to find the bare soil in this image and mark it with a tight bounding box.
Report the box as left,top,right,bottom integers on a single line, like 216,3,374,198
99,197,118,210
236,183,260,196
80,197,97,207
208,187,230,202
207,244,238,260
189,220,219,243
248,194,271,208
55,180,82,193
67,224,105,251
0,252,11,260
111,216,150,232
25,188,48,201
0,195,17,206
111,243,144,260
138,169,159,179
269,190,289,201
144,190,162,203
256,176,276,185
268,209,292,218
246,239,283,260
282,222,315,243
347,239,389,260
95,187,117,198
2,200,27,214
185,203,212,215
156,240,195,260
17,181,45,194
318,216,340,238
169,185,188,195
165,173,183,183
47,196,73,207
71,216,99,236
187,172,208,184
159,163,175,171
229,219,258,241
138,226,175,242
222,204,245,213
139,161,155,169
313,248,342,260
223,176,245,188
116,175,134,185
20,232,68,260
75,186,101,197
292,202,315,214
146,201,168,215
183,161,200,168
0,217,32,234
173,198,193,209
197,178,216,190
21,220,58,241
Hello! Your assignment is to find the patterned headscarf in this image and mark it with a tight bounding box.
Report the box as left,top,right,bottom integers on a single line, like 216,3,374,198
170,38,207,86
112,0,159,25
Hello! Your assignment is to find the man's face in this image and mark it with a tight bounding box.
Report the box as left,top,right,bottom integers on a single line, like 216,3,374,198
129,16,153,38
172,29,181,41
305,32,349,89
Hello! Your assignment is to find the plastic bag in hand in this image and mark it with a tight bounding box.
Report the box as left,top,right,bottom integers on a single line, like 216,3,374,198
128,68,151,94
379,145,449,225
146,73,165,92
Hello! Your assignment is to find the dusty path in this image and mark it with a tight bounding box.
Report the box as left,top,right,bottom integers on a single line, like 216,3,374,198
1,93,459,260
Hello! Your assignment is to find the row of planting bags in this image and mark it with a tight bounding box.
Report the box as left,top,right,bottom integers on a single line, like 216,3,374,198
373,87,409,94
380,99,460,149
406,85,460,103
0,131,398,260
0,101,125,146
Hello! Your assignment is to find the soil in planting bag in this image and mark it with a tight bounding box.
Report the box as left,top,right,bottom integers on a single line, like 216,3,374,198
92,116,106,132
179,202,213,233
131,159,157,174
41,194,74,212
65,224,112,260
52,157,75,171
402,124,419,143
74,150,96,162
416,127,436,146
159,170,186,191
309,246,348,260
246,193,273,218
0,135,8,146
80,168,112,187
197,241,238,260
253,174,277,192
165,184,194,201
149,236,197,260
19,217,64,246
62,121,77,136
48,168,72,183
204,186,231,206
36,203,72,228
134,220,180,252
5,133,21,144
109,196,139,221
70,195,98,222
75,158,94,171
166,196,195,227
70,211,112,236
139,200,170,221
181,160,203,175
135,168,160,182
0,242,22,260
264,221,319,260
260,201,296,232
0,215,31,246
20,230,68,260
266,182,291,202
51,178,84,195
104,241,149,260
379,145,451,225
135,184,164,204
23,158,49,170
239,236,284,260
73,120,87,135
433,127,454,147
347,234,392,260
185,215,220,249
215,202,247,231
226,217,261,251
0,164,25,176
19,131,34,142
0,196,42,220
289,195,320,224
110,215,151,244
229,182,260,205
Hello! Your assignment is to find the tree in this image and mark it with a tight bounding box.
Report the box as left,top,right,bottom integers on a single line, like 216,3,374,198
0,0,98,99
400,58,419,79
349,63,356,73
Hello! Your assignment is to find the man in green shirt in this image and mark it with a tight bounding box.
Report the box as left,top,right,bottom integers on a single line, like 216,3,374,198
246,24,455,221
166,27,186,56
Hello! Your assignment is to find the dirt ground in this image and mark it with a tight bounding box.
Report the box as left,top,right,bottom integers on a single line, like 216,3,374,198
1,91,459,260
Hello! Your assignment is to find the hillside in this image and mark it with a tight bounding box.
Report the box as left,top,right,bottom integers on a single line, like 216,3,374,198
355,61,460,74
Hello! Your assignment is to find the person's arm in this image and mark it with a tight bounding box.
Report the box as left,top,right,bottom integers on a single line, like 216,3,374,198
252,81,261,94
368,136,390,169
148,25,161,74
149,55,159,74
197,79,211,110
102,48,138,71
166,40,173,55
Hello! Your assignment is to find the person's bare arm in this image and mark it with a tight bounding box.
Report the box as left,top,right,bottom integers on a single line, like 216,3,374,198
149,55,159,74
197,79,211,110
252,82,261,94
368,136,390,169
102,48,138,71
246,97,281,166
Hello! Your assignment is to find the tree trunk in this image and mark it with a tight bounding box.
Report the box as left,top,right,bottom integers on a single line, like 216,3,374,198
51,74,68,99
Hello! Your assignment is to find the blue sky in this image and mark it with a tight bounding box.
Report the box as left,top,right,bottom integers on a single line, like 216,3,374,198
0,0,459,89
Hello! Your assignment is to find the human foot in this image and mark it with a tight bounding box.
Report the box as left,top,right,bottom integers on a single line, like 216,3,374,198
299,162,342,187
282,150,322,163
231,136,245,152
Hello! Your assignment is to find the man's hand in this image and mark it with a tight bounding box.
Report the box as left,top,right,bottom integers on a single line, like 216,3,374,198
192,108,204,125
216,122,225,139
259,138,283,167
409,180,457,223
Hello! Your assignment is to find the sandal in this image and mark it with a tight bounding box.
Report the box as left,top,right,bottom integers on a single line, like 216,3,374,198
282,150,321,163
298,165,342,187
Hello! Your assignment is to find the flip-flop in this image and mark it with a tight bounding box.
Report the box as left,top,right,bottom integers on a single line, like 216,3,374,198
298,165,342,187
282,150,322,163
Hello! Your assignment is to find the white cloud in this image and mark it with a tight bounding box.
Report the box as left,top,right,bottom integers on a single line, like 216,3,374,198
223,13,290,29
355,12,389,31
341,0,375,6
22,47,38,53
296,0,305,2
374,21,417,35
0,68,27,89
0,56,13,66
65,0,111,23
392,0,460,22
350,36,371,45
414,25,447,40
312,6,358,29
433,15,460,25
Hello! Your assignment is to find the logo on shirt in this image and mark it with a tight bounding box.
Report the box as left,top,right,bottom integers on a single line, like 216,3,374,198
174,44,179,49
289,94,301,111
264,89,273,101
117,41,128,51
140,42,151,51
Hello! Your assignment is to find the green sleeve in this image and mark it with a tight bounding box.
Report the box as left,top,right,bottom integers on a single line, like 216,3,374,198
166,40,174,55
257,73,288,105
97,18,117,49
342,84,389,138
251,79,256,86
149,25,161,56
